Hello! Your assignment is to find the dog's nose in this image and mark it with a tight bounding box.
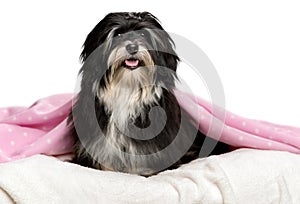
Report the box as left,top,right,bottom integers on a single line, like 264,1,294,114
126,44,139,55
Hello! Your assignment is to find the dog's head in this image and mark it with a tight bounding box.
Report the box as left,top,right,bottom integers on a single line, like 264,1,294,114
79,12,179,94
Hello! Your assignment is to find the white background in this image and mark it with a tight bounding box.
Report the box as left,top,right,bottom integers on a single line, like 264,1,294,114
0,0,299,126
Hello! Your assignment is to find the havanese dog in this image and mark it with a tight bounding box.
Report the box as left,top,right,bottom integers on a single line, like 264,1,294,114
68,12,229,176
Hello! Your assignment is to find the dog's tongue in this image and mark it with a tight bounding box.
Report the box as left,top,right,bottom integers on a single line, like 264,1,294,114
125,59,139,68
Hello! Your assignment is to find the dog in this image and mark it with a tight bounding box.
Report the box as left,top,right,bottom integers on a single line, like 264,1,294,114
68,12,229,176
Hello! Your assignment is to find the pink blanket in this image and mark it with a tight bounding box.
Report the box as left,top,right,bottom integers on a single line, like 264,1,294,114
1,91,299,163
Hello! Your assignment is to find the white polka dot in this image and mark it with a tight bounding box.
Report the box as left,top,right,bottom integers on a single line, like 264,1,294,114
59,112,63,116
7,158,12,161
10,140,15,146
42,126,48,131
12,116,17,121
2,109,8,114
254,129,260,134
200,115,205,120
43,116,48,120
16,108,23,112
8,128,13,133
268,135,273,139
30,143,35,147
197,106,204,111
47,139,52,144
275,127,279,131
28,116,32,121
0,149,2,153
238,136,244,141
267,142,272,147
230,115,235,119
62,145,66,150
242,121,246,127
189,104,195,109
23,132,28,137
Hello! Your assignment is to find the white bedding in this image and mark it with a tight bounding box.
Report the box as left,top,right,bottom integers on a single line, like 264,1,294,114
0,149,299,204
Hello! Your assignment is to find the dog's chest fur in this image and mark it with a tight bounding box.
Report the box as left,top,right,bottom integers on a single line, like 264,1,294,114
96,85,163,173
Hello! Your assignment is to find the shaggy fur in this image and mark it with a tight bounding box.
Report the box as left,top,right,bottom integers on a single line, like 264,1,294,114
68,12,229,176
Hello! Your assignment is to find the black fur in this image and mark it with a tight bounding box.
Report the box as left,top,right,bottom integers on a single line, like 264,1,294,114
67,12,229,176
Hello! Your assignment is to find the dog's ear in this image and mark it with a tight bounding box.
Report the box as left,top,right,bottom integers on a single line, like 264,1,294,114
80,13,118,63
150,28,180,72
137,12,180,71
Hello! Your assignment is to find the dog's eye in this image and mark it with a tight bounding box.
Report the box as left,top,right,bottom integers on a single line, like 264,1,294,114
135,30,146,37
139,31,145,37
116,33,122,37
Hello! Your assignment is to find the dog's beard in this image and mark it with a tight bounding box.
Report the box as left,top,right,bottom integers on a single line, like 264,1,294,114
98,45,162,132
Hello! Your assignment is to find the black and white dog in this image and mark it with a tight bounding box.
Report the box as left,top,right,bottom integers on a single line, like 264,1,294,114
68,12,228,176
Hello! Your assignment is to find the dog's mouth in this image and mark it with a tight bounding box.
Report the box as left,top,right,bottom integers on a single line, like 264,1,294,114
123,58,141,70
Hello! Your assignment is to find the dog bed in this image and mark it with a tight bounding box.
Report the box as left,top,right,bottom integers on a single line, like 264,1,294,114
0,149,300,203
